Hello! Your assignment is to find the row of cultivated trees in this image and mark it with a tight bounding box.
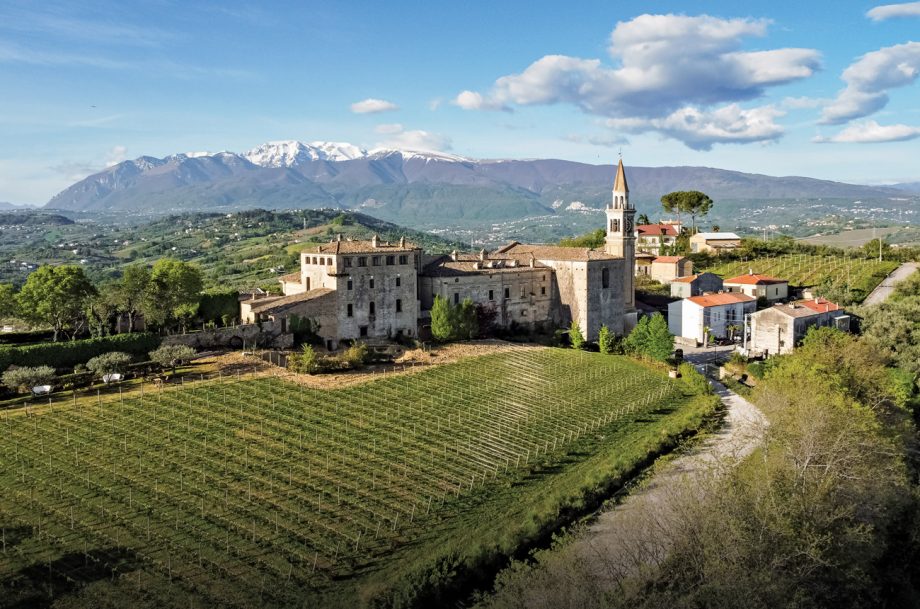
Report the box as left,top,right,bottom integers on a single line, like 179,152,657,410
569,313,674,361
0,259,210,341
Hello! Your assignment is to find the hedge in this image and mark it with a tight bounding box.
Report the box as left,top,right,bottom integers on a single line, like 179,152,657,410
0,333,162,372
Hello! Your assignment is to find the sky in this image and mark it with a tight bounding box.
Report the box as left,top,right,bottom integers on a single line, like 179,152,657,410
1,0,919,204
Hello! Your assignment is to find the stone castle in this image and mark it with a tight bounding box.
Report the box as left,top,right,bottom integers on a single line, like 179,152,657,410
242,159,637,349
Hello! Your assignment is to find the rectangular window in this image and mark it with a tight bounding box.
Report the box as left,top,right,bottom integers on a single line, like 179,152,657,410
504,287,510,299
357,256,367,267
312,257,318,264
360,326,368,337
489,289,494,301
520,286,526,298
344,257,352,268
369,278,375,289
372,256,380,266
541,286,546,295
347,279,353,290
395,276,401,287
396,299,402,312
454,292,460,305
369,301,376,316
399,255,408,265
386,255,395,265
347,304,353,317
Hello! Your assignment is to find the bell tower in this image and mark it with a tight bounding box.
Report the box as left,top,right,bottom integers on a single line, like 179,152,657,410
605,158,635,309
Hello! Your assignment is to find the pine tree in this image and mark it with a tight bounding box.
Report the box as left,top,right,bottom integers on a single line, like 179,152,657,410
569,320,585,350
624,315,650,355
598,324,615,354
430,295,454,342
458,298,478,339
645,313,674,361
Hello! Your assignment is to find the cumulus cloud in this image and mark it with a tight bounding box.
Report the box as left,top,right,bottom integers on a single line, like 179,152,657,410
374,123,403,134
105,145,128,166
453,14,818,149
813,120,920,143
867,2,920,20
375,125,452,151
50,145,129,182
821,41,920,124
607,104,785,151
349,98,399,114
781,96,826,109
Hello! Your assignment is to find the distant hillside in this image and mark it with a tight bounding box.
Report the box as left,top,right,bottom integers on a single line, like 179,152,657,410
45,141,905,227
893,182,920,193
0,212,73,226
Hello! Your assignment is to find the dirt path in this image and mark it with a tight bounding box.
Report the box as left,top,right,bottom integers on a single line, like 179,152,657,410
572,379,767,578
863,262,919,305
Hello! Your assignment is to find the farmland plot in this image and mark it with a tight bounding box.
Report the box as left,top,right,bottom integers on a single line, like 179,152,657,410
0,347,713,608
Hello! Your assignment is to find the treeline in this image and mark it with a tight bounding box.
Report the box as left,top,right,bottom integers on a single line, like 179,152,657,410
481,322,920,609
0,259,239,342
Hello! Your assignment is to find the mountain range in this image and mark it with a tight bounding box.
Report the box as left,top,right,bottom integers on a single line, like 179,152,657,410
45,140,913,226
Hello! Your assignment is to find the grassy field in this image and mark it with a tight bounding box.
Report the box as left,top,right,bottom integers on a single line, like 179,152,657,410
699,253,898,303
798,226,920,248
0,348,716,609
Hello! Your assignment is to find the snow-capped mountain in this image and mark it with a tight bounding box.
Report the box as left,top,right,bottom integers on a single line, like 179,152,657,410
44,139,905,226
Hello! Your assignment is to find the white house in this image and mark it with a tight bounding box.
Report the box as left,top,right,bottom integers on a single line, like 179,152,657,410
668,292,756,345
747,298,850,356
723,273,789,302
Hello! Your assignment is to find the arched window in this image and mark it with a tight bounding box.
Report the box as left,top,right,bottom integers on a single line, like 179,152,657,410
602,267,610,288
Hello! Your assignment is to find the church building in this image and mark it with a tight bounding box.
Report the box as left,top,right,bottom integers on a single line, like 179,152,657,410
242,159,638,347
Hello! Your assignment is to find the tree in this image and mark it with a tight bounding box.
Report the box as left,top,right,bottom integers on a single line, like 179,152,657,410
644,313,674,361
559,228,606,249
624,315,650,355
0,283,18,320
2,366,56,394
84,288,119,338
115,263,150,332
430,295,454,342
17,265,96,341
569,320,585,350
458,298,479,340
86,352,132,377
145,259,203,330
637,213,651,226
149,344,196,374
660,191,713,234
598,324,616,354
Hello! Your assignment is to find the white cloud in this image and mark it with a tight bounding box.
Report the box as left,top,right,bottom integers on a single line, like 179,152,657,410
375,125,451,151
607,104,785,151
349,98,399,114
781,96,826,109
813,120,920,143
453,90,509,111
821,41,920,124
105,145,128,166
374,123,403,134
866,2,920,20
454,14,818,149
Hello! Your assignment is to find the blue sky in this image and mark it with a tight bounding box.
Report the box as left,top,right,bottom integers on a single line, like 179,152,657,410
1,0,919,203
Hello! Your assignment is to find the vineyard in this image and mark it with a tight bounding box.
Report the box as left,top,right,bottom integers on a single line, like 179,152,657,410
0,348,714,608
700,253,898,303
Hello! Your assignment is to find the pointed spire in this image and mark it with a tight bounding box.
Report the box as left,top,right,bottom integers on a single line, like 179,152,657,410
613,158,628,193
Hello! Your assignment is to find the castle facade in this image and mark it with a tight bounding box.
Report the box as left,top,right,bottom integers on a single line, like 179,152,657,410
242,159,637,348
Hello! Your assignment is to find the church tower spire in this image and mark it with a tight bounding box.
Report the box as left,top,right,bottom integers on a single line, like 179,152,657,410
605,157,635,310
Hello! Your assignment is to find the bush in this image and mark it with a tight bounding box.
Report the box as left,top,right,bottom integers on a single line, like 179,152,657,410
569,320,585,350
598,324,616,355
149,344,197,372
0,333,160,371
678,362,711,395
2,365,56,394
86,352,133,376
341,342,369,369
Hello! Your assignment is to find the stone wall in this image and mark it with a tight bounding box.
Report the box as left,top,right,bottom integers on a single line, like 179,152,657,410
163,321,293,350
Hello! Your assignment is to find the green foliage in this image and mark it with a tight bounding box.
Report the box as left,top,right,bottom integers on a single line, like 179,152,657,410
430,295,454,342
2,365,56,393
197,290,238,325
624,314,674,361
86,351,132,376
145,259,203,329
0,332,160,371
559,228,606,249
114,263,150,332
288,314,322,345
0,282,18,320
598,325,616,354
457,298,478,340
678,362,711,394
861,270,920,380
624,315,650,355
661,190,713,232
341,342,369,369
17,265,97,340
569,320,585,350
288,344,319,374
149,344,197,372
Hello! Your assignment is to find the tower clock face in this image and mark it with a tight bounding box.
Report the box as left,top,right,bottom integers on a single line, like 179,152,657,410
625,217,633,233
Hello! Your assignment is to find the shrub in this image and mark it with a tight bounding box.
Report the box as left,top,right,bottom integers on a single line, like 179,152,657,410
678,362,712,395
2,365,56,394
569,320,585,350
747,361,766,380
0,333,161,371
86,352,133,376
431,296,454,342
289,344,321,374
149,344,197,372
342,342,369,369
598,324,615,355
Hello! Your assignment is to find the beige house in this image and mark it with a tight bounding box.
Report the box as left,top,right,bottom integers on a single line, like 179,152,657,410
689,232,741,254
635,223,679,256
724,273,789,302
634,252,655,276
747,298,850,356
649,256,693,284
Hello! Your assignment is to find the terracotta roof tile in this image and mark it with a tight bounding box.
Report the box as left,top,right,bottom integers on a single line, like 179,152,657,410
653,256,686,263
496,242,619,262
671,274,699,283
686,293,755,307
279,271,300,283
422,253,547,277
249,288,334,314
724,273,788,285
313,239,417,255
637,224,678,236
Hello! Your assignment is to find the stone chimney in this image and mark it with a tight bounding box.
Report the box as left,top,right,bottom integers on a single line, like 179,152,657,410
450,250,458,261
336,233,343,242
399,236,406,247
371,234,379,248
479,248,487,262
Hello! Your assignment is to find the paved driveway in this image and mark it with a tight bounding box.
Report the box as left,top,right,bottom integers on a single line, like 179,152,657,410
863,262,919,305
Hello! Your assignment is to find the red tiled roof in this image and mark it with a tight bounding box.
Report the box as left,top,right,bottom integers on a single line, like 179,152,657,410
687,293,755,307
653,256,685,263
671,274,699,283
637,224,678,236
798,298,842,313
724,273,787,285
279,271,300,283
